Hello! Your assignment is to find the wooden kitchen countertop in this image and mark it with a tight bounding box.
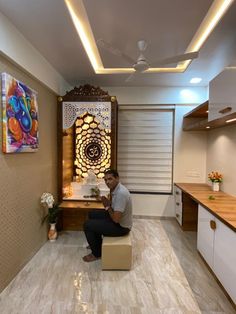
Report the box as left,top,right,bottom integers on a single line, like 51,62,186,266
175,183,236,232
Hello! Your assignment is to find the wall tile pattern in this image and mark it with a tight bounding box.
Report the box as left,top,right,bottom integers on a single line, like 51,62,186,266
0,54,58,292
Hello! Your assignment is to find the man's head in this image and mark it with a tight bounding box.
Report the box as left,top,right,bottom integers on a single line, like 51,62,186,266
104,169,119,191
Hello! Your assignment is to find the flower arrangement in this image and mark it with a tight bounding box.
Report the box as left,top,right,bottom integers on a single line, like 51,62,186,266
208,171,223,183
41,192,60,224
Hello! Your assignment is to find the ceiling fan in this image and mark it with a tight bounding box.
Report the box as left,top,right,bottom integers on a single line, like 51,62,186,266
97,39,199,81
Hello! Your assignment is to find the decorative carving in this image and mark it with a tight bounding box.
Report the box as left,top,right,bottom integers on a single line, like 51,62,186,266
63,102,111,129
65,84,109,98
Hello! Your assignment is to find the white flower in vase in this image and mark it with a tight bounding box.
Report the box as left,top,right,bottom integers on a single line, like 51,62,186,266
41,192,54,208
41,192,60,224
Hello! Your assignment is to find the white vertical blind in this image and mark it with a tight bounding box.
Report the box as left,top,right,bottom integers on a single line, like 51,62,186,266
117,108,174,193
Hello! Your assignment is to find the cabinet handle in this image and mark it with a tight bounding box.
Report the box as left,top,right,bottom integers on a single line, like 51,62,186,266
210,220,216,230
175,191,179,195
176,213,180,218
176,202,180,206
218,106,232,114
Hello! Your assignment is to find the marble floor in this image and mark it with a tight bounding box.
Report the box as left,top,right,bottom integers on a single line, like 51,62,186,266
0,219,235,314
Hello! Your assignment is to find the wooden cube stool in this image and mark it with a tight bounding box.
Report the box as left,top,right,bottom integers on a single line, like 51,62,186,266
102,234,132,270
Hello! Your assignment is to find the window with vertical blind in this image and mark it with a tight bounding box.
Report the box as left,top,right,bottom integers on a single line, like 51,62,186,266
117,106,174,194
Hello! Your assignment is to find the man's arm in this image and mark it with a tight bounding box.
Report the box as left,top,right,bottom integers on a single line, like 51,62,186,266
101,196,122,223
106,206,122,223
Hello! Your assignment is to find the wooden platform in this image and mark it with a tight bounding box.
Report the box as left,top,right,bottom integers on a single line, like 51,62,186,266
59,200,104,230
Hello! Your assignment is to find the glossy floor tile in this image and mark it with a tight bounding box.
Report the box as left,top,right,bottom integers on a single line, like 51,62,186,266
0,219,235,314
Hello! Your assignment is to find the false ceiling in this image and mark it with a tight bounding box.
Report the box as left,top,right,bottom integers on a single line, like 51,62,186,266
0,0,236,87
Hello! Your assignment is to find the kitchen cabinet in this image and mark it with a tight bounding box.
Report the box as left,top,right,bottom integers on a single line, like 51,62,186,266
174,185,182,226
197,205,215,268
209,68,236,122
173,184,198,231
175,183,236,305
214,218,236,304
197,204,236,304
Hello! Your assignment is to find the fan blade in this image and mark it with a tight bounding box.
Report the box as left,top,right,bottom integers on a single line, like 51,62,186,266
152,51,199,67
137,40,147,52
125,71,141,82
97,39,135,64
125,73,135,82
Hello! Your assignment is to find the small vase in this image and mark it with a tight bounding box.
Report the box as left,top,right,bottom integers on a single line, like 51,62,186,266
212,182,220,192
48,223,57,242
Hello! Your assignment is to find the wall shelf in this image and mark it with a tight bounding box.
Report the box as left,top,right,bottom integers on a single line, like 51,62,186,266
183,101,209,131
183,101,236,131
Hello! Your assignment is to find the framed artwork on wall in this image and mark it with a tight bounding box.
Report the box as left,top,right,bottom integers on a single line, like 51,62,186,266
1,72,39,153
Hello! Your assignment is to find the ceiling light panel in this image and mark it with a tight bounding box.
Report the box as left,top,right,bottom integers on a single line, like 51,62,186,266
65,0,234,74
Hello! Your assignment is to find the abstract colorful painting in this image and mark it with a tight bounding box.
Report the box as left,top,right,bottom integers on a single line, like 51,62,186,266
1,73,39,153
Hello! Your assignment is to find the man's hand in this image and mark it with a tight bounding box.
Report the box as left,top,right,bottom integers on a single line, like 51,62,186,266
101,196,111,208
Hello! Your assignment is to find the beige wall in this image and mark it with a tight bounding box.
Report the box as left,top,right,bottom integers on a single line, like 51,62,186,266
206,124,236,196
0,54,58,292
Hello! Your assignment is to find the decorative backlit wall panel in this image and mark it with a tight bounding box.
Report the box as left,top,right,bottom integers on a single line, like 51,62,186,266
74,113,111,178
58,85,117,201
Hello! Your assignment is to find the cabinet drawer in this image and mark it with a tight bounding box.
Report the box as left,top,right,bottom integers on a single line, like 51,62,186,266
174,185,182,203
175,204,182,226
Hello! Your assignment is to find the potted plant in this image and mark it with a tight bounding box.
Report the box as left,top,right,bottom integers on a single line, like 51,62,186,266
41,192,60,241
90,186,100,198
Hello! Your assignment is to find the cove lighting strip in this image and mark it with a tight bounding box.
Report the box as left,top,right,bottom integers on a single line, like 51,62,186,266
65,0,234,74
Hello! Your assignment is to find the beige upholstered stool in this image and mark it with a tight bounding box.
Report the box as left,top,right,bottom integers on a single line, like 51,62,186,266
102,234,132,270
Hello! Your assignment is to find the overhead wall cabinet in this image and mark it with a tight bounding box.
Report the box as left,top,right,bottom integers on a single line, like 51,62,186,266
57,85,118,229
183,68,236,131
209,68,236,122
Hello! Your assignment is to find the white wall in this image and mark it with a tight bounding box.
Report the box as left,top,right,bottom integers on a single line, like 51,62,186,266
105,86,208,216
106,86,208,105
0,11,71,95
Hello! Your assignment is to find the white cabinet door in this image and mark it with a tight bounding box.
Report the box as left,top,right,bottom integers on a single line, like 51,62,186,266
197,205,215,268
174,185,182,225
209,68,236,122
214,218,236,304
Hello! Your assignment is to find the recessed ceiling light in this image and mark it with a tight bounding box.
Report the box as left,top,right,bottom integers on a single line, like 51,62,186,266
206,126,210,129
190,77,202,84
226,118,236,123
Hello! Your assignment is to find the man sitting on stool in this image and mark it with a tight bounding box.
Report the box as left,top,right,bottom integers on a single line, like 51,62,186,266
83,169,132,262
